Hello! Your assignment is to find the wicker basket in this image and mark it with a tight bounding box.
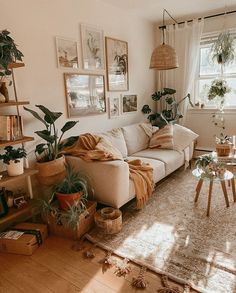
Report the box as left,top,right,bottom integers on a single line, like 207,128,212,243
216,143,232,157
94,207,122,234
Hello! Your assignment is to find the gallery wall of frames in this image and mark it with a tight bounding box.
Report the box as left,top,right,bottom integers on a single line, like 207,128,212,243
55,24,137,119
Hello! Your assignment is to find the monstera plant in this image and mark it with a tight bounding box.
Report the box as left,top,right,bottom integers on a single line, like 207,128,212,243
142,88,193,127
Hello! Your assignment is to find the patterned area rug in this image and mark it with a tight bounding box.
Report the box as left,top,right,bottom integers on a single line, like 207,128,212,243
87,168,236,293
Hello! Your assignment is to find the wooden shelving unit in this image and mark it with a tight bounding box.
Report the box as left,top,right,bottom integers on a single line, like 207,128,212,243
0,101,30,107
0,168,38,187
0,62,37,231
0,136,34,148
0,200,38,231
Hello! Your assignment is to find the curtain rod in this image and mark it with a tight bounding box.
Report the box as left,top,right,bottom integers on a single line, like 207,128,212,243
159,9,236,29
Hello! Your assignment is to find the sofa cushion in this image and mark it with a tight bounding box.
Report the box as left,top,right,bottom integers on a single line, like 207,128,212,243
128,156,166,183
139,122,159,138
132,149,184,175
99,128,128,158
149,124,174,149
122,123,150,155
173,124,198,151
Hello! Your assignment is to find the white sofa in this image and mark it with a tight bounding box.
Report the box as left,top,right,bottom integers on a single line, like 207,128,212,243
66,123,196,208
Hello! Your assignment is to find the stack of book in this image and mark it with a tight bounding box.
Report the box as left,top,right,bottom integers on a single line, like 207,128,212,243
0,115,23,141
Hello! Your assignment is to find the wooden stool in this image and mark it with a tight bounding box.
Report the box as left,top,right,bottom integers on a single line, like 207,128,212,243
193,169,235,216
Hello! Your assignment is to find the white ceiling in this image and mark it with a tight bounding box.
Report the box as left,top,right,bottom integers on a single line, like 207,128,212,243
98,0,236,23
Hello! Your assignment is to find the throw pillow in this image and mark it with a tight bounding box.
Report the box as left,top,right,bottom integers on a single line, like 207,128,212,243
173,124,198,151
99,128,128,158
149,124,174,149
139,122,159,138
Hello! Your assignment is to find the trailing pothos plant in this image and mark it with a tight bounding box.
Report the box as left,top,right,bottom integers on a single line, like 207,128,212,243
24,105,78,162
142,88,194,127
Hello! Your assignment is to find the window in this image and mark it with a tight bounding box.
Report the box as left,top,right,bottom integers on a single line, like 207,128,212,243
195,33,236,108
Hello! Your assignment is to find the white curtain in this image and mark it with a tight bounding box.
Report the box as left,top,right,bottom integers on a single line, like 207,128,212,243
158,19,204,124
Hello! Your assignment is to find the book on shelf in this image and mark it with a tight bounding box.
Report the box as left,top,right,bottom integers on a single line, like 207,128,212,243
0,115,23,141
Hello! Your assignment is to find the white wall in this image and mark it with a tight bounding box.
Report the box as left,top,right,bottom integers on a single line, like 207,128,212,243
0,0,156,153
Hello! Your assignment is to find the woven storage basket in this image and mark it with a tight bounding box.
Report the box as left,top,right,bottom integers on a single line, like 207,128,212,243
94,207,122,234
216,144,231,157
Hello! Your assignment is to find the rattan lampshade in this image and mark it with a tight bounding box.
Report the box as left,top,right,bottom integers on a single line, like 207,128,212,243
149,43,179,70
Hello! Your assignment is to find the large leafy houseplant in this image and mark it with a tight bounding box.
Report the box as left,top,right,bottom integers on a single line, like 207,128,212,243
0,30,24,79
24,105,78,162
142,88,193,127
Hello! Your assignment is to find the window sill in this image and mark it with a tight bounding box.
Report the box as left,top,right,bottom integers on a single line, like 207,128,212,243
187,108,236,114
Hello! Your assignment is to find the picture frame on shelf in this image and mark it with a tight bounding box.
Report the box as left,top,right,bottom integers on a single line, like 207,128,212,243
80,24,105,70
64,73,106,117
105,37,129,91
108,97,120,119
121,94,137,114
55,37,79,69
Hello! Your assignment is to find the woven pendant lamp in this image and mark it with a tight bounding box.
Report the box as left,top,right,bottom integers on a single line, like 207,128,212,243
150,9,179,70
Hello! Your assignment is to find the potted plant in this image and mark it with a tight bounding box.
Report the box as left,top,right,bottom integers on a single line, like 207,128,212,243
0,30,24,102
23,104,79,185
211,30,235,65
195,153,226,178
142,88,194,127
53,165,90,210
215,133,233,157
208,79,231,112
0,146,26,176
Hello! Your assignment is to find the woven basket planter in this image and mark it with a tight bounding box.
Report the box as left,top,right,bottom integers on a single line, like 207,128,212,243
216,143,232,157
95,207,122,234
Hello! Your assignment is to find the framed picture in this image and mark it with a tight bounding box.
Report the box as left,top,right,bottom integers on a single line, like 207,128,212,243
105,37,129,91
80,24,105,70
122,94,137,114
55,37,79,68
108,97,120,119
64,73,106,117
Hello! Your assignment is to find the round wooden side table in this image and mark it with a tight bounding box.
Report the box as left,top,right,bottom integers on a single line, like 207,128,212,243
192,168,236,216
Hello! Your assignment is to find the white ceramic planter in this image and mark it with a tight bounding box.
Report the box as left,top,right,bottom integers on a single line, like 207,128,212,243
7,158,24,176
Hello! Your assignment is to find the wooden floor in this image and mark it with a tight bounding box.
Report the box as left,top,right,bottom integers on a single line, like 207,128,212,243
0,236,199,293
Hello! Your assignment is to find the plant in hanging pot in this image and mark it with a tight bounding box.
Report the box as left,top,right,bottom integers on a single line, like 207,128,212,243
215,133,233,157
0,29,24,102
23,105,79,185
208,79,231,111
211,30,235,65
0,146,26,176
53,165,90,211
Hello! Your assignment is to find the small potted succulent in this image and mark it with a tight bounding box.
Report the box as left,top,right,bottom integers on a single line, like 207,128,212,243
215,133,233,157
53,164,90,210
0,146,26,176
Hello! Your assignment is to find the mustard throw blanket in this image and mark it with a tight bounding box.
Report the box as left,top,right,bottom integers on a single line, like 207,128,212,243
62,133,154,209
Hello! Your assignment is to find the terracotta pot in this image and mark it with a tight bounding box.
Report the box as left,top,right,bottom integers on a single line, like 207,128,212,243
56,191,83,210
7,158,24,176
36,155,66,186
216,143,232,157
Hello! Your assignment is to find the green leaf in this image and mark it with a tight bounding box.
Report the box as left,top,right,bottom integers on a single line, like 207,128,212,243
24,106,48,127
35,143,47,155
61,121,78,133
35,130,55,144
36,105,62,124
141,105,152,114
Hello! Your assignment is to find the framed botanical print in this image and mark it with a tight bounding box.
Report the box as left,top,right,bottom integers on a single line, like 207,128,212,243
64,73,106,117
80,24,105,70
108,97,120,119
105,37,129,91
121,94,137,114
55,37,79,68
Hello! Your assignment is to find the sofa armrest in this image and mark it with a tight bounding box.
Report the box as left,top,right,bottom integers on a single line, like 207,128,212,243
66,156,130,208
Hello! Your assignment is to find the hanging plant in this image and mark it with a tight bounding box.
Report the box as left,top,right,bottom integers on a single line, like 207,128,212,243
211,30,235,65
